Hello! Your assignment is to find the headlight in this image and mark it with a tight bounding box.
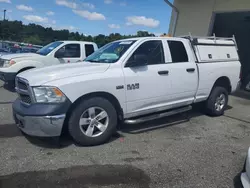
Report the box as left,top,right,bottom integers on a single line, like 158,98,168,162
33,86,66,103
3,60,16,68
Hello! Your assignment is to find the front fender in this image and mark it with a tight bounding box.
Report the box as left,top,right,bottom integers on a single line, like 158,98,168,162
45,70,127,114
9,60,44,73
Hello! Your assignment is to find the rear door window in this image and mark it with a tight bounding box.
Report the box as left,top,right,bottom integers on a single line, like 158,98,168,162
168,40,188,63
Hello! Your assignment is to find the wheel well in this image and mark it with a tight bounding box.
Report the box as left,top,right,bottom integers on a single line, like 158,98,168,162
213,76,232,93
17,67,35,74
62,92,123,135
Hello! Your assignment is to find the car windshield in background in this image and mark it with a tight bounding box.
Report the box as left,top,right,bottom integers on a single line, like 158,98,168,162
21,48,38,53
84,40,136,63
36,41,63,56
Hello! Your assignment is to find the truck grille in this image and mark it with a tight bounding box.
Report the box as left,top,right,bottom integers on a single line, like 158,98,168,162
15,77,32,105
19,94,32,104
0,59,4,67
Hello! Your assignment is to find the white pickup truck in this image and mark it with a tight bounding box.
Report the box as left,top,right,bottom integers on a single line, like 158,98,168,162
13,36,241,146
0,41,98,85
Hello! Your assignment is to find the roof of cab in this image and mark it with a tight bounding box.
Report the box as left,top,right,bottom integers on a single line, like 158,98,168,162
59,41,97,45
117,36,188,42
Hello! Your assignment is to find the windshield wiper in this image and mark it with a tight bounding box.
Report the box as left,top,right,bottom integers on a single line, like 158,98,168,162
87,60,100,63
36,51,46,56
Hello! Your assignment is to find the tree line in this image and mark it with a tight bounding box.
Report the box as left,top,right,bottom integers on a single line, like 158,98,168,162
0,20,156,47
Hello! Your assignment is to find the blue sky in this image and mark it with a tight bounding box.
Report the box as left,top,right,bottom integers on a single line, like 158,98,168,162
0,0,173,36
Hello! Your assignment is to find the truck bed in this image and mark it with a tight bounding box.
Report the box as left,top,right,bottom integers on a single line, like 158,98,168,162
185,35,241,102
195,61,241,102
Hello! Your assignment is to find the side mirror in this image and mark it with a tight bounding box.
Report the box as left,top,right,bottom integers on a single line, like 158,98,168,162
126,54,147,67
55,49,65,58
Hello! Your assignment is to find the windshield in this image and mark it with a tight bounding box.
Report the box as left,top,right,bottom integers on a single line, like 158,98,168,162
84,40,136,63
36,41,63,56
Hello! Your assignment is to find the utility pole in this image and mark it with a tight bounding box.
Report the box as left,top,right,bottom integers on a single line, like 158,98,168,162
3,9,6,21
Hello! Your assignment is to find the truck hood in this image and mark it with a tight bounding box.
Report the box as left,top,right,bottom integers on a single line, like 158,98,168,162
18,62,110,86
1,53,41,60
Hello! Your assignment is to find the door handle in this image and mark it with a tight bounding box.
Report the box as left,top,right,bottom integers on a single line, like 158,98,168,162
186,68,195,73
158,70,169,75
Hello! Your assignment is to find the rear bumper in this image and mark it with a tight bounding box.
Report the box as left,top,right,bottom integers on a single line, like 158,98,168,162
0,71,16,82
237,81,242,90
231,81,241,94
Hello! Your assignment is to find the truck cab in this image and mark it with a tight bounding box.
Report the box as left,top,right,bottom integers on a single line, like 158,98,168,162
0,41,98,84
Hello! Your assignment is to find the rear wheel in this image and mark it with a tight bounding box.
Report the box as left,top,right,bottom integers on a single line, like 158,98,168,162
68,97,117,146
205,86,228,116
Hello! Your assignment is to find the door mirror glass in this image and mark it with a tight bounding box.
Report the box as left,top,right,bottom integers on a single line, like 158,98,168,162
126,54,147,67
55,48,65,58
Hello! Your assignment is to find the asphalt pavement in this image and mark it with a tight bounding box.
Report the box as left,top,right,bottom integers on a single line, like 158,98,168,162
0,80,250,188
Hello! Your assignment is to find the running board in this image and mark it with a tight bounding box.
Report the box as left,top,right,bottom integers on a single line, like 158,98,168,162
124,105,192,125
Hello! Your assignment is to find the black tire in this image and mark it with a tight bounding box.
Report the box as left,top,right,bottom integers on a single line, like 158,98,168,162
68,97,117,146
205,86,228,116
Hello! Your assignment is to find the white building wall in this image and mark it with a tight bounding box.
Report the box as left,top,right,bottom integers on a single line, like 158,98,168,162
169,0,250,36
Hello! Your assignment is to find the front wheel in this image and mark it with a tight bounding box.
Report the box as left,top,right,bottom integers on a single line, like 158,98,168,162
205,86,228,116
68,97,117,146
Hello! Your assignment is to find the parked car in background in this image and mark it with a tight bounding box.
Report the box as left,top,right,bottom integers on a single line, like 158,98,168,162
0,48,10,56
241,147,250,188
8,47,21,54
0,41,98,85
20,47,39,53
13,36,241,146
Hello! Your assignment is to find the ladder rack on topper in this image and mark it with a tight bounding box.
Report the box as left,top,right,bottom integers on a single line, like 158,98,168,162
180,33,238,51
180,33,239,63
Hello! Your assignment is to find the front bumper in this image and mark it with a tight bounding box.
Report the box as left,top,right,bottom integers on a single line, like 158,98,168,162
13,113,65,137
12,98,71,137
0,71,16,82
241,148,250,188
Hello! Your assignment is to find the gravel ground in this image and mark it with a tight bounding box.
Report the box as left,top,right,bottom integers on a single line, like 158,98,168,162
0,80,250,188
